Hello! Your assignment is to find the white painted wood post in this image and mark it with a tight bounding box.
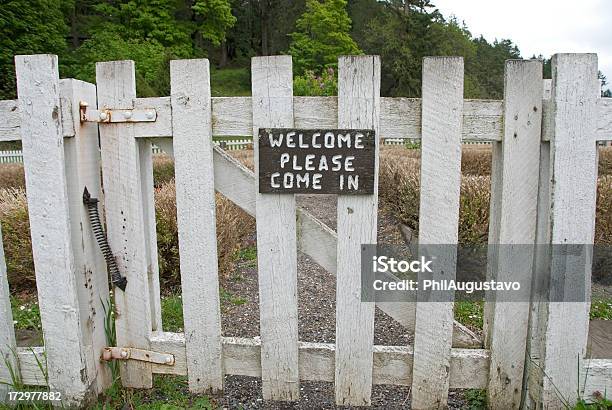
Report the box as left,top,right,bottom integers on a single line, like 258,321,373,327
334,55,380,406
60,78,112,394
524,122,553,408
0,226,16,402
139,139,162,333
96,60,153,388
483,140,502,348
486,60,542,408
538,53,599,407
251,56,300,401
170,58,224,393
15,54,94,405
410,57,464,409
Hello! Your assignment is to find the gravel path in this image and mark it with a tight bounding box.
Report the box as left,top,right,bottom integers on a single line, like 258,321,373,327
212,375,468,409
220,194,410,346
215,194,471,409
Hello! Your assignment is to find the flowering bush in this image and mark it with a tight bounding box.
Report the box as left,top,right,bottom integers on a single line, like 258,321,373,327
294,67,337,96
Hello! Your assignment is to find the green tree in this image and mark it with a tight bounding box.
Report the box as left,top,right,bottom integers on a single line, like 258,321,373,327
470,37,520,98
66,0,236,96
289,0,362,74
71,32,170,97
531,55,552,78
0,0,69,99
356,1,521,98
192,0,237,46
598,70,609,97
86,0,193,56
358,1,443,96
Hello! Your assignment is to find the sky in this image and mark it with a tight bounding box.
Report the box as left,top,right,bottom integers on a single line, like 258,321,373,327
432,0,612,88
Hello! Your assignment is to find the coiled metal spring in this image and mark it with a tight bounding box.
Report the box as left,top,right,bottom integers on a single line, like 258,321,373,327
83,187,127,291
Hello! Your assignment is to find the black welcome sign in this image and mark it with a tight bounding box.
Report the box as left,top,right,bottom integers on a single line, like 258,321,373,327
258,128,375,194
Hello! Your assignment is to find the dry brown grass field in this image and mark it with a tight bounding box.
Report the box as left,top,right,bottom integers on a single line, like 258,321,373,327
0,145,609,292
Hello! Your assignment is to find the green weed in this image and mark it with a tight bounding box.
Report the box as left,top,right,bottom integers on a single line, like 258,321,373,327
97,375,213,409
220,288,247,306
454,300,484,330
161,295,184,333
463,388,487,409
404,139,421,149
10,296,40,331
235,244,257,268
0,347,53,410
590,299,612,320
573,392,612,409
161,288,246,333
236,245,257,261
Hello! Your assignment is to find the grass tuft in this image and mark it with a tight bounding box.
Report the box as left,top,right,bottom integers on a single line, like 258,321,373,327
454,301,484,330
590,299,612,320
10,296,40,331
463,388,487,409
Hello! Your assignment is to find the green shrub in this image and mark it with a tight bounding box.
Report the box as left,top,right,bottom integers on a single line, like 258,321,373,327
294,68,337,96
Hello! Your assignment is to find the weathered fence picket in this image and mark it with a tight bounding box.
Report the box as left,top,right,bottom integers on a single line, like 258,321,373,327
252,56,300,401
96,61,154,388
171,58,224,393
334,55,380,406
0,53,610,409
15,54,101,405
411,57,464,408
537,53,600,407
61,77,112,394
0,227,16,402
485,60,543,408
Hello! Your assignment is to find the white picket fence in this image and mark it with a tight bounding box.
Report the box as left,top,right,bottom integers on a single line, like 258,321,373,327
0,150,22,164
0,140,250,166
153,138,253,154
0,54,610,408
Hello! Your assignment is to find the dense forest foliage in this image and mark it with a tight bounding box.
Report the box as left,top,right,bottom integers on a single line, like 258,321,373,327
1,0,608,100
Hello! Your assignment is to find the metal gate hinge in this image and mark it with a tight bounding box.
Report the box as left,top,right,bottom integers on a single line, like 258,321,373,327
79,101,157,123
101,347,175,365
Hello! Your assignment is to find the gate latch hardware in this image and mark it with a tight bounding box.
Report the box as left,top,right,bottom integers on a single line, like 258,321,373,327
101,347,175,365
83,187,127,291
79,101,157,123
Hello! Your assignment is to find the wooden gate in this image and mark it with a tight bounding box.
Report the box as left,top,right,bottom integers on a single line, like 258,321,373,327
0,53,610,408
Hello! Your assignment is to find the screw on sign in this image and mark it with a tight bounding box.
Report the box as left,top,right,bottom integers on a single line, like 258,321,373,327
258,128,376,195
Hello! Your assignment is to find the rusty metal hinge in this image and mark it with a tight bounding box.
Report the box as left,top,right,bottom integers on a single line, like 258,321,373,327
79,101,157,123
101,347,175,365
